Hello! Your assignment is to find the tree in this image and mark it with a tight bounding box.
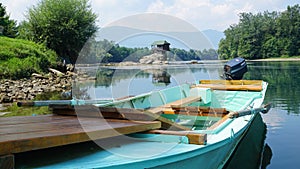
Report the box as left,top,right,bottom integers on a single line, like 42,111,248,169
0,3,18,38
21,0,98,64
276,5,300,56
218,4,300,60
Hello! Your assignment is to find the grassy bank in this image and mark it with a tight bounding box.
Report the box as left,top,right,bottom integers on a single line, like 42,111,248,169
0,36,59,79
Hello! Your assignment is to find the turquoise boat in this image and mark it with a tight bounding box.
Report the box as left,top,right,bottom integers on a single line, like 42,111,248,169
18,80,269,169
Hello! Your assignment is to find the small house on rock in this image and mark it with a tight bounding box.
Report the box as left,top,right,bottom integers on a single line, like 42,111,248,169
151,40,170,54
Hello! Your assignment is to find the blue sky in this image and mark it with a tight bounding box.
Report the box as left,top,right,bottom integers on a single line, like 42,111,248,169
1,0,299,31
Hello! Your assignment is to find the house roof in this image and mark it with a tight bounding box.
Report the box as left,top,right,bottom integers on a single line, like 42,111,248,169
151,40,170,46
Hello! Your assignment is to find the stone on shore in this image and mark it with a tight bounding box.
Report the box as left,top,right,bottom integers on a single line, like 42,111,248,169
139,53,166,64
0,68,76,103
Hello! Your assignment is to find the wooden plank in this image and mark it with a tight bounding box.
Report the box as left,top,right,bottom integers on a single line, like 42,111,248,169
146,130,207,145
200,80,262,85
170,106,228,115
193,84,263,91
0,115,161,156
0,115,71,126
148,96,201,114
166,111,226,118
0,118,160,141
51,105,191,131
0,118,87,135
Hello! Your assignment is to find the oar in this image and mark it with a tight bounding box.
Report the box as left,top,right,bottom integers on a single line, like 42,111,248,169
17,99,113,107
228,103,272,118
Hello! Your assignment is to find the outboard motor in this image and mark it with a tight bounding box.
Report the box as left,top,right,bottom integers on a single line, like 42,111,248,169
223,57,247,80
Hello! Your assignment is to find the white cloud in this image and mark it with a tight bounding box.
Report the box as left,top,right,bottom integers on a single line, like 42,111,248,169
146,0,299,31
91,0,149,27
1,0,38,23
147,0,234,30
1,0,299,31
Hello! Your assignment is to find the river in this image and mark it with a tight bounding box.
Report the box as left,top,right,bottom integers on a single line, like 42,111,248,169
72,60,300,168
10,60,300,168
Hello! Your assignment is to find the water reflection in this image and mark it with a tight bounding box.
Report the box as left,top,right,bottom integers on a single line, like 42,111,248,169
151,69,171,85
74,64,221,100
246,61,300,115
224,114,273,169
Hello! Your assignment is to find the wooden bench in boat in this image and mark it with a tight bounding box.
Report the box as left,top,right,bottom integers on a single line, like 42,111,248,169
193,80,263,91
167,106,229,117
147,96,202,114
146,130,207,145
200,80,263,85
0,115,161,167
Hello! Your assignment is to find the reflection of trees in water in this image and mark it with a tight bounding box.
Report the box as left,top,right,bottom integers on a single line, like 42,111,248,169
95,69,114,87
93,66,207,87
246,61,300,114
151,69,171,85
74,64,220,100
71,82,91,100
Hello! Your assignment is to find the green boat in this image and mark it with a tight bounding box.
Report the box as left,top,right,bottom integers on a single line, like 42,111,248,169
19,79,269,169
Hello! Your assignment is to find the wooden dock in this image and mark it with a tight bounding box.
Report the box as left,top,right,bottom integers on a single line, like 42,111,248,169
0,114,161,168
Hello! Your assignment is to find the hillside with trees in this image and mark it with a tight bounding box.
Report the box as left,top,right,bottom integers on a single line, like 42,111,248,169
218,4,300,60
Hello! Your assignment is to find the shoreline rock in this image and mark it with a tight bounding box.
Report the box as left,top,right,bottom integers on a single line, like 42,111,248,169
0,69,75,103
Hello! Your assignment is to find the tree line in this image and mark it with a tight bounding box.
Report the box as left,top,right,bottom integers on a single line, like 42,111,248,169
77,38,218,64
218,4,300,60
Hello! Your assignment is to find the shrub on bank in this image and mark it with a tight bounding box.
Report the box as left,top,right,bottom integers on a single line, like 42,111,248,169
0,36,59,79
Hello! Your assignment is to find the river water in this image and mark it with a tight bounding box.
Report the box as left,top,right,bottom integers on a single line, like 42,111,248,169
73,61,300,169
13,61,300,168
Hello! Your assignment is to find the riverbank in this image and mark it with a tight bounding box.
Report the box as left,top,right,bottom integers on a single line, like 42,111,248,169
0,70,73,103
252,57,300,61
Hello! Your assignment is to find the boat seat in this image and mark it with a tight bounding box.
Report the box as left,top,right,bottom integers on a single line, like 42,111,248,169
147,96,202,114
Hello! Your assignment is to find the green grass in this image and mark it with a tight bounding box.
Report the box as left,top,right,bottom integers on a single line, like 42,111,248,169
0,36,59,79
280,55,300,58
0,92,67,117
1,103,51,117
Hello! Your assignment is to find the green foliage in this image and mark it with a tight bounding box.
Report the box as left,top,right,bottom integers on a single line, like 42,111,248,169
20,0,98,64
107,45,152,62
218,4,300,60
76,39,218,63
0,3,18,38
171,48,218,61
0,36,58,79
0,103,51,117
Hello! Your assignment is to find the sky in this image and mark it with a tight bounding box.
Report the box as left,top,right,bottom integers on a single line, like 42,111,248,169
1,0,299,31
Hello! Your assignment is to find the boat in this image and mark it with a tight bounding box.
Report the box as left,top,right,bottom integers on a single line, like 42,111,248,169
16,79,269,169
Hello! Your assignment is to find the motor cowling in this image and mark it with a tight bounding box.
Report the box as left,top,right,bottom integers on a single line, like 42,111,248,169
223,57,248,80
